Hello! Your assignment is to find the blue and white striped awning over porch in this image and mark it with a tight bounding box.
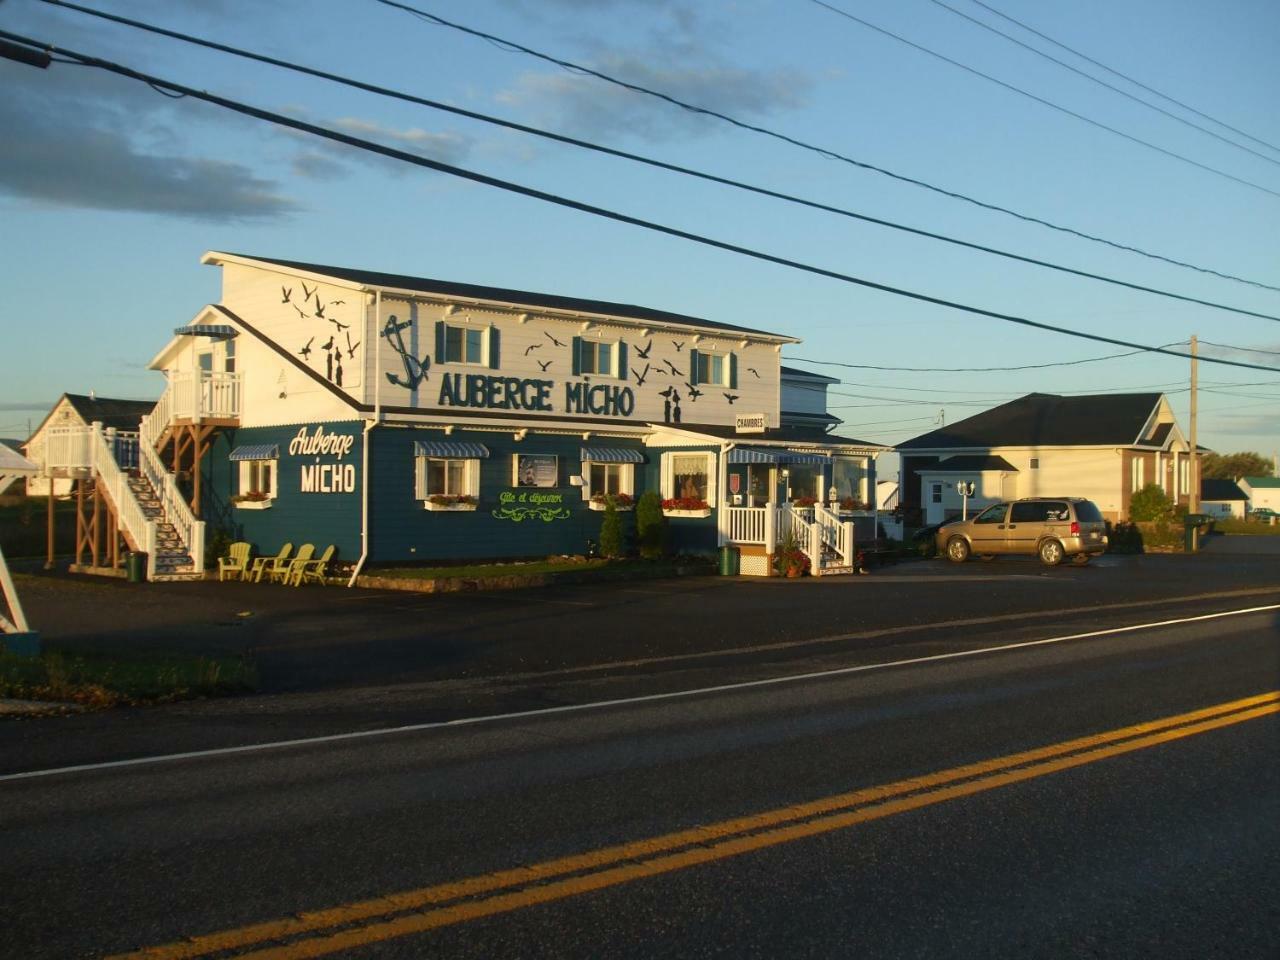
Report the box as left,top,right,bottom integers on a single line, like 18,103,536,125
413,441,490,459
229,444,279,461
727,447,830,466
580,446,646,463
173,324,238,339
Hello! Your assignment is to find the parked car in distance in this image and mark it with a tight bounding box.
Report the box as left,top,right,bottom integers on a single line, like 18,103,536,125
937,498,1108,566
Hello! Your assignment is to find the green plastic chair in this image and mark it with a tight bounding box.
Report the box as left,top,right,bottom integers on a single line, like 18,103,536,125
249,542,292,583
277,543,314,584
217,541,251,581
291,545,335,586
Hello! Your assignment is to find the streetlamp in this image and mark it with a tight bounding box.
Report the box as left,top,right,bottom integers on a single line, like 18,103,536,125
956,481,975,520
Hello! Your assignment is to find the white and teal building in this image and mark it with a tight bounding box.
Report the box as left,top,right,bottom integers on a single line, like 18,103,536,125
39,253,885,579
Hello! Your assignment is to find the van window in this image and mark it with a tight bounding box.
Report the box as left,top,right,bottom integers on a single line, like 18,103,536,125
1074,500,1104,523
974,504,1008,524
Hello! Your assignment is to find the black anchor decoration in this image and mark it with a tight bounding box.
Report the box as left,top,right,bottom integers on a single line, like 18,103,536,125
634,339,653,359
723,392,740,405
382,315,431,390
632,363,650,386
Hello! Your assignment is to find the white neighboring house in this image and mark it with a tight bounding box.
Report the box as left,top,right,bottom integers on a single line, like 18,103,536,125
24,394,156,497
1240,476,1280,514
897,392,1198,525
1199,479,1248,519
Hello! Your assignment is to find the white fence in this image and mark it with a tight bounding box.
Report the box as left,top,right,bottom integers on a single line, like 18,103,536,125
170,371,241,421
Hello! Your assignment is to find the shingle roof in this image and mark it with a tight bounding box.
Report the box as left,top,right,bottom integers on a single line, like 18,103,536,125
897,393,1163,450
664,421,886,450
921,455,1019,472
1244,476,1280,489
1201,478,1248,501
62,395,157,432
214,253,794,341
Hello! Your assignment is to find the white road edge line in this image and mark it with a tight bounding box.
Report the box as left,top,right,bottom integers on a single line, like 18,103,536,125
3,603,1276,784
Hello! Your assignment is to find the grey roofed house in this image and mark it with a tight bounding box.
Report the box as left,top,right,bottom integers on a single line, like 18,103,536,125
1200,479,1248,502
897,393,1167,450
24,393,159,497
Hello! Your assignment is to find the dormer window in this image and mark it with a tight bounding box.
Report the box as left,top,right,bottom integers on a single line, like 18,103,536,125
572,337,627,380
435,321,500,369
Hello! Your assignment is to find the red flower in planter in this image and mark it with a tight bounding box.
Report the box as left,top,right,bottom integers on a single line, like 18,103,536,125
662,497,710,511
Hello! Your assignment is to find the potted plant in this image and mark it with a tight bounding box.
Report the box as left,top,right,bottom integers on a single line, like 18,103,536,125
230,490,272,510
424,493,478,512
589,491,634,512
662,497,711,518
773,528,810,578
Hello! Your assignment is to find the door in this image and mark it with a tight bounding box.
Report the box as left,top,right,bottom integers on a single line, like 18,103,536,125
968,502,1010,554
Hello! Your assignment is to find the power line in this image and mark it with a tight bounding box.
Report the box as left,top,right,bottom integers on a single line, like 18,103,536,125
7,29,1280,378
39,0,1280,326
806,0,1280,199
925,0,1280,168
783,346,1175,373
966,0,1280,160
368,0,1280,295
1197,339,1280,357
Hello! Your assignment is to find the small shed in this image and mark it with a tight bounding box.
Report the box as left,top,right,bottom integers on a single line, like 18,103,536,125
1200,478,1248,519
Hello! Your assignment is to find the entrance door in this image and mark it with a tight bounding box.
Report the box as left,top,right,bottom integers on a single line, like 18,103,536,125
968,502,1010,554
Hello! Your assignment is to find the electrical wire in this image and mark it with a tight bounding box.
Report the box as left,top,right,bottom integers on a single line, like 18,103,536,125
35,0,1279,324
807,0,1280,199
783,345,1175,373
367,0,1280,294
1197,339,1280,357
6,29,1280,378
925,0,1280,168
965,0,1280,159
32,0,1280,323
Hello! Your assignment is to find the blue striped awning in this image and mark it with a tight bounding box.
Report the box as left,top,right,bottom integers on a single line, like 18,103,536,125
413,441,490,459
580,446,646,464
174,324,238,339
229,444,279,461
727,447,831,465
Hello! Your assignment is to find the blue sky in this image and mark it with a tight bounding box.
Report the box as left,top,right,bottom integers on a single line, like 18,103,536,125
1,0,1277,463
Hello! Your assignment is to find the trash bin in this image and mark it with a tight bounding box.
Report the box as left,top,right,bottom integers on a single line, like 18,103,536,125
719,545,739,576
126,551,146,583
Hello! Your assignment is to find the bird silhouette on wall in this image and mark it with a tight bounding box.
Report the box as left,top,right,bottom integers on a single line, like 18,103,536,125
291,304,309,319
747,367,760,378
330,299,345,306
671,340,685,352
537,360,553,372
524,343,543,356
723,393,740,404
301,282,316,301
659,386,682,424
632,363,650,386
544,331,566,347
345,332,360,358
313,298,326,319
321,336,335,352
684,381,702,401
298,337,314,359
280,286,293,304
664,358,683,376
328,317,349,331
634,339,653,359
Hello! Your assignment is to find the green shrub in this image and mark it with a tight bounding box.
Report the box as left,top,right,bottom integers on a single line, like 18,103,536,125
599,498,624,559
1129,484,1173,522
636,490,667,559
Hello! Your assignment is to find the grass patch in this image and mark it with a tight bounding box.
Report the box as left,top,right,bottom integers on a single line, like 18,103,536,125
0,646,257,709
372,558,614,580
1214,518,1280,536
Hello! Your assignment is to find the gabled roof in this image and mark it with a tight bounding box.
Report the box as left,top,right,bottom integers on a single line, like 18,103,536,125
897,393,1164,450
27,393,157,443
206,252,797,343
780,365,839,384
1243,475,1280,489
920,455,1019,472
1201,478,1248,501
657,421,886,451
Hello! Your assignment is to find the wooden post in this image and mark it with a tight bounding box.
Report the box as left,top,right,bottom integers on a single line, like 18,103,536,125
91,478,102,567
45,483,54,570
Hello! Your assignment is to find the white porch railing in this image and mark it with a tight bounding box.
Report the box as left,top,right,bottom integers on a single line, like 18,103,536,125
724,506,767,544
170,370,242,422
813,503,856,569
44,424,158,576
722,503,856,574
139,408,205,576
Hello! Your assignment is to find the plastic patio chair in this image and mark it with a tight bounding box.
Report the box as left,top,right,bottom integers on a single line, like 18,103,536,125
217,541,251,581
276,543,314,584
291,545,335,586
249,542,292,583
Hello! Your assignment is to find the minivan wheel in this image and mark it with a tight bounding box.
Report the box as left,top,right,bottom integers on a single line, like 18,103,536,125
1039,539,1065,566
946,537,970,563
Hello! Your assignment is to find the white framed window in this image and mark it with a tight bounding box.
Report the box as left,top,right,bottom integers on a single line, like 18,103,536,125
661,451,716,504
581,340,614,376
237,459,277,502
931,483,942,504
1131,456,1145,491
694,352,728,386
443,324,486,365
415,457,480,499
584,461,635,501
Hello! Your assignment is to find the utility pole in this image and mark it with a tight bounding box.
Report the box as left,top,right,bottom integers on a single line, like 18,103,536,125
1189,335,1199,514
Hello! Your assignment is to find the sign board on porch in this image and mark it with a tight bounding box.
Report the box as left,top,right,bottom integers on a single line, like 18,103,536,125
734,413,767,434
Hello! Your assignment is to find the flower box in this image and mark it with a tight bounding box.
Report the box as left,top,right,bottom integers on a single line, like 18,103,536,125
663,508,711,518
424,499,478,512
232,499,273,510
588,501,634,512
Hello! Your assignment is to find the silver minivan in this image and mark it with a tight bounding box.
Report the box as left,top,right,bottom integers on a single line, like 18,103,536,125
937,498,1109,566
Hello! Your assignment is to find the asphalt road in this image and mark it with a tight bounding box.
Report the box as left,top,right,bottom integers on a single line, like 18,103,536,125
2,595,1277,958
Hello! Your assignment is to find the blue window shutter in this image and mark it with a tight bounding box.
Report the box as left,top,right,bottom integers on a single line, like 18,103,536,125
488,326,501,370
617,340,628,380
689,349,701,386
729,352,738,389
571,336,582,375
434,321,445,364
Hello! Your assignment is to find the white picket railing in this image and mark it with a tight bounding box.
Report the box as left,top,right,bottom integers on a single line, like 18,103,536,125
814,503,856,569
170,371,242,422
138,411,205,576
722,503,856,575
724,506,767,544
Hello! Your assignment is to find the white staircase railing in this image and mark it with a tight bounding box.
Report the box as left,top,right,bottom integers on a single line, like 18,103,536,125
141,384,206,575
779,504,855,574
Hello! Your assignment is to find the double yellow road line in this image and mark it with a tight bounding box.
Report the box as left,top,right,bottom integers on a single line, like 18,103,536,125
111,691,1279,960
